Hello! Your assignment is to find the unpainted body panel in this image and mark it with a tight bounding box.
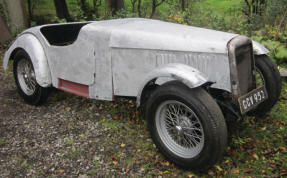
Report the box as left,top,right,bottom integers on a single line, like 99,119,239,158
108,19,238,53
3,18,270,102
252,40,269,55
135,63,210,106
47,27,95,86
112,48,231,97
3,33,52,87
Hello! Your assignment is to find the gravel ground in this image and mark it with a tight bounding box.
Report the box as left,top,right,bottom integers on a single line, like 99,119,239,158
0,45,162,177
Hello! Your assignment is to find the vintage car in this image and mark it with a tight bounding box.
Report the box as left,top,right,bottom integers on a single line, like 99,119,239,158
3,18,281,171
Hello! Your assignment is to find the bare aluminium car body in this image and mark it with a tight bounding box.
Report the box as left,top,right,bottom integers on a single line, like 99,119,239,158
3,18,269,106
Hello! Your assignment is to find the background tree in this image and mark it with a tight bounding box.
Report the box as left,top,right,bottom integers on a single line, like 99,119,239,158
93,0,101,17
26,0,44,23
150,0,166,18
79,0,93,20
107,0,124,15
53,0,71,21
0,12,11,43
180,0,187,11
130,0,136,13
27,0,32,19
244,0,267,18
138,0,142,17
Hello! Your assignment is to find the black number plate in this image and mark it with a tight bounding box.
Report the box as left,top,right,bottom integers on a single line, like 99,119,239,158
238,86,268,114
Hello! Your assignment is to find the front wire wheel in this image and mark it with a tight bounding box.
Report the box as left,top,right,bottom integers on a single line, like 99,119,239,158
248,55,281,116
156,100,204,158
146,81,227,171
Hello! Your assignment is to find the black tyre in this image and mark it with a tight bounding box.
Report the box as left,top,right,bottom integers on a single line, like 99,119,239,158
13,50,49,105
248,55,281,115
145,81,227,171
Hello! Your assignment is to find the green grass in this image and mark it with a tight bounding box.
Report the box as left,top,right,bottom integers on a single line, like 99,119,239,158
196,0,242,14
33,0,242,18
33,0,107,18
0,139,6,147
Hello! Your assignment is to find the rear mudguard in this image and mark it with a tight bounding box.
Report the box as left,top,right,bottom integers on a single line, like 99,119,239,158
3,33,52,87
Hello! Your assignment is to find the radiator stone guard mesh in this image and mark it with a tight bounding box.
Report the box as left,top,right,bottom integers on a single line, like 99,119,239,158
227,36,256,101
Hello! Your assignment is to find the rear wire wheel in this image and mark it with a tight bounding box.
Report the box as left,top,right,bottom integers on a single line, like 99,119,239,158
13,50,49,105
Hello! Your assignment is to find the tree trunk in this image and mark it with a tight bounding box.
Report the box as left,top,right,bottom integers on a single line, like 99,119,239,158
181,0,185,11
93,0,98,9
131,0,136,13
0,15,11,43
21,0,28,27
1,0,28,32
107,0,124,15
150,0,156,18
150,0,165,18
138,0,142,17
117,0,124,10
258,0,266,16
93,0,100,17
53,0,71,21
27,0,33,19
79,0,93,20
245,0,266,16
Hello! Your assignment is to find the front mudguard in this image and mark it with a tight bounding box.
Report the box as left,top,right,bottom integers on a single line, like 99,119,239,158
252,40,269,55
136,63,212,107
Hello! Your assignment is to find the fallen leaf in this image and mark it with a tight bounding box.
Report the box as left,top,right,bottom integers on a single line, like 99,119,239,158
243,169,253,173
252,153,259,160
279,146,287,152
188,173,195,178
226,146,231,152
215,165,222,172
160,170,169,175
232,169,240,174
260,127,266,131
165,161,170,166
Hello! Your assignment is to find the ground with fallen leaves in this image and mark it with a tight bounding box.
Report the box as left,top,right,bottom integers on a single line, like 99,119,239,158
0,44,286,177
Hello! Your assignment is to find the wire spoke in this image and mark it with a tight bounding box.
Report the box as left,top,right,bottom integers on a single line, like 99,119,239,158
156,100,205,158
182,126,202,132
184,132,202,140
